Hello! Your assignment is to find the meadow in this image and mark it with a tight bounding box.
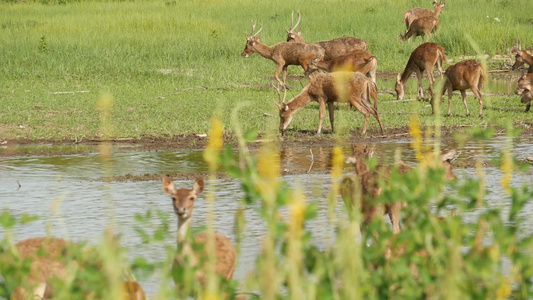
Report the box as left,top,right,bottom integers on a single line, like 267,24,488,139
0,0,532,142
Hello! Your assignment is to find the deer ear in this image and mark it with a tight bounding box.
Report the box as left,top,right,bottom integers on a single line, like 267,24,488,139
440,149,457,162
297,30,302,35
193,177,204,195
396,73,402,81
255,36,260,42
282,103,289,111
162,176,176,195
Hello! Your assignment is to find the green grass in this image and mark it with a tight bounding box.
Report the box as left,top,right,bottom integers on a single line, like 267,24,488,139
0,0,531,141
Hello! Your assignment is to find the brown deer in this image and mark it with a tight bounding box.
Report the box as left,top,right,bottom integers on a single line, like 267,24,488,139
162,176,236,288
511,40,533,73
9,237,146,300
442,60,485,117
403,0,445,31
275,72,384,135
395,42,446,101
241,21,325,87
340,148,457,234
400,16,439,42
515,73,533,112
306,49,377,85
286,11,368,60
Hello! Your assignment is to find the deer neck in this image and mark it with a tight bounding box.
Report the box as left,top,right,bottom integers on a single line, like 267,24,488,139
177,217,192,244
315,60,332,71
400,66,414,84
523,51,533,64
286,87,313,113
252,42,275,60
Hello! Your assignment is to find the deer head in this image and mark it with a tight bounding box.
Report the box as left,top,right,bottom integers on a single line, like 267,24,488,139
511,40,532,71
286,10,304,43
162,176,204,220
395,73,405,100
273,84,292,133
241,21,263,57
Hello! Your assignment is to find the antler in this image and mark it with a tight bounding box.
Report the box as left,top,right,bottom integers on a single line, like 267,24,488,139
246,21,263,39
503,39,514,66
287,10,301,33
273,83,287,109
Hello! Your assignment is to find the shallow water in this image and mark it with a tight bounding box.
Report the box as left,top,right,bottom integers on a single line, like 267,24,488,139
1,136,532,297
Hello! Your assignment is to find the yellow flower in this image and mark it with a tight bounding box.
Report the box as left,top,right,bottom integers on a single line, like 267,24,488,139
331,146,344,182
203,118,224,171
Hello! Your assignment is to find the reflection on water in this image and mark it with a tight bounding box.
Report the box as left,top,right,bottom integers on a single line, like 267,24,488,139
1,136,533,297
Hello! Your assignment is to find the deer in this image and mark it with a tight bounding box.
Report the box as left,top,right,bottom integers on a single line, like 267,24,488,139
395,42,446,101
241,21,325,87
515,73,533,112
275,71,384,136
441,60,485,118
285,10,368,60
162,176,236,291
399,16,439,42
511,40,533,73
403,0,445,31
9,237,146,300
306,49,378,85
340,147,457,234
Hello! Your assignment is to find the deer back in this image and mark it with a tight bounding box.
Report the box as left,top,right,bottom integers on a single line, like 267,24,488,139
316,37,368,60
445,60,484,90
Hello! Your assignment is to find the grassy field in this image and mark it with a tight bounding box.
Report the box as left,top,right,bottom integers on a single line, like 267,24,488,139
0,0,532,142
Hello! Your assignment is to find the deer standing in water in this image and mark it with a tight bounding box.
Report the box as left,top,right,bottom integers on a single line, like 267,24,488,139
400,16,439,42
275,72,384,135
9,237,146,300
162,176,236,291
285,10,368,60
395,42,446,101
306,49,378,85
441,60,485,117
340,148,457,234
511,40,533,73
241,21,324,87
403,0,445,31
515,73,533,112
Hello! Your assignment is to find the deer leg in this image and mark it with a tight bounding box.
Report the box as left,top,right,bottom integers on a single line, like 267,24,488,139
317,100,326,134
327,101,335,133
447,85,453,116
526,102,531,112
460,90,470,117
426,66,435,101
415,69,424,101
470,86,483,118
274,64,284,86
387,203,402,234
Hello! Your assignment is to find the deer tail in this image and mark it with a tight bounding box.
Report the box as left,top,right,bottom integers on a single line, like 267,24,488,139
439,48,447,63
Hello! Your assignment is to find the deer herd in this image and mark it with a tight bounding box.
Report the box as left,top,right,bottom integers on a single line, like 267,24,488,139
6,1,532,299
242,1,532,136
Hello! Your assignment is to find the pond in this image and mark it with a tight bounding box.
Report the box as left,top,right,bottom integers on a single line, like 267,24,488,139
1,135,533,297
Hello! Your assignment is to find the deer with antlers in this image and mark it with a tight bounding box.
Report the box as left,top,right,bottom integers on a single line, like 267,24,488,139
340,147,457,234
515,73,533,112
241,21,325,87
511,40,533,73
441,60,485,117
162,176,236,293
275,72,384,135
306,49,377,85
396,42,446,101
400,16,439,42
403,0,445,31
286,10,368,60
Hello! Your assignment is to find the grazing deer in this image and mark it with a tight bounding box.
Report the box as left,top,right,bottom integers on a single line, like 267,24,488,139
442,60,485,117
515,73,533,112
275,72,384,135
306,49,378,85
9,237,146,300
511,40,533,73
395,42,446,101
403,0,445,31
286,11,368,60
400,16,439,42
241,21,325,87
162,176,236,288
340,148,457,234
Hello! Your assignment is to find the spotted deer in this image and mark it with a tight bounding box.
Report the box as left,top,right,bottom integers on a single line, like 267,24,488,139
275,72,384,135
403,0,445,31
400,16,439,42
340,148,457,234
515,73,533,112
395,42,446,101
241,21,325,87
441,60,485,117
9,237,146,300
162,176,236,289
307,50,378,85
285,11,368,60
